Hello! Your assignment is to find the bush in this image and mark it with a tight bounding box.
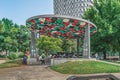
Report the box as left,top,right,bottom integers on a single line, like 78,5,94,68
0,55,6,58
18,52,24,58
7,53,17,60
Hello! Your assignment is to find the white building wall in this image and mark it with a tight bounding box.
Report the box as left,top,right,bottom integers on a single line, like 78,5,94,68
54,0,93,17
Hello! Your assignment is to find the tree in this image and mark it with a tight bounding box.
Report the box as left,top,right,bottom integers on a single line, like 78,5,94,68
0,20,5,33
36,35,63,56
0,18,31,54
0,20,5,51
62,39,77,54
17,25,30,52
2,18,13,32
84,0,120,59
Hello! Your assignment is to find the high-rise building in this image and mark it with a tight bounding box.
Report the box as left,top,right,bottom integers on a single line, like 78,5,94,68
54,0,93,17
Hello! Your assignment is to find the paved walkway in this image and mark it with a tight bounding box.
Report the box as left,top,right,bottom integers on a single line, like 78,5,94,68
97,60,120,66
0,60,6,64
0,65,120,80
0,65,69,80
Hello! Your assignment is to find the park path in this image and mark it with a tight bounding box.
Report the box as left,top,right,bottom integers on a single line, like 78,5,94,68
0,64,120,80
0,65,69,80
0,60,6,64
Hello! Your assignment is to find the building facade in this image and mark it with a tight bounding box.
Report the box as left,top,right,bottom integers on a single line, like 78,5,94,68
54,0,93,17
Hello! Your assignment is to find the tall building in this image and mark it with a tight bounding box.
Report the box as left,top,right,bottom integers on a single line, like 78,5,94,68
54,0,93,17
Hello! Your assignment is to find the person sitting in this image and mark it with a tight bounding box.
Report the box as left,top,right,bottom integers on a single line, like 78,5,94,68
22,55,28,65
39,55,42,61
41,53,46,64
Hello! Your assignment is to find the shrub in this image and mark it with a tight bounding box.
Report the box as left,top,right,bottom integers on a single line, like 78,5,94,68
7,52,17,60
18,52,24,58
0,55,6,58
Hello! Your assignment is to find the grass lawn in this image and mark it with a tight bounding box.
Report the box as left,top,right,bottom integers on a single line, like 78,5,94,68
51,61,120,74
0,59,22,68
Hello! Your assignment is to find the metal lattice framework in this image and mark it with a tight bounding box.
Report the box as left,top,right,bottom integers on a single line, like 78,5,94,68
26,15,97,58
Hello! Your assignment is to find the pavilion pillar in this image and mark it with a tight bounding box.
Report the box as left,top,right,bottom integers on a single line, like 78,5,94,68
77,38,80,57
83,24,90,59
30,31,37,58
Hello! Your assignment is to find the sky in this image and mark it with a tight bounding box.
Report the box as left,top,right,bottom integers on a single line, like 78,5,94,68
0,0,53,25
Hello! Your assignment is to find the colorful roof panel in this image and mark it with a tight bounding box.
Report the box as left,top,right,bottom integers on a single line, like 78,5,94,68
26,15,97,38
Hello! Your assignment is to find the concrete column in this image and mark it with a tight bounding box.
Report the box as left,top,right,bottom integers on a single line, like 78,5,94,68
83,24,90,58
87,24,90,59
30,31,36,58
83,26,87,58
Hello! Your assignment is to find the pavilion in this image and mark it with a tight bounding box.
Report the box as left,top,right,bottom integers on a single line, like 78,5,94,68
26,14,97,58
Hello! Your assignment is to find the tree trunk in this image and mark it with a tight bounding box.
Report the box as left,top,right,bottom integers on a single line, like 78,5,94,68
103,51,106,59
5,49,7,56
45,50,48,57
77,38,80,57
119,52,120,60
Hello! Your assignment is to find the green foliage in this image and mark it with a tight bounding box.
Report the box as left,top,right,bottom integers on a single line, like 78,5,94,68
41,53,46,59
18,52,24,58
36,35,63,56
62,39,77,53
0,20,5,33
0,55,6,58
51,61,120,74
2,18,13,32
7,52,17,60
4,36,12,43
84,0,120,58
16,25,30,52
0,18,30,53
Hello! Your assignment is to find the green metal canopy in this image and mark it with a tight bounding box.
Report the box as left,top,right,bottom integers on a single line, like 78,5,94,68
26,15,97,39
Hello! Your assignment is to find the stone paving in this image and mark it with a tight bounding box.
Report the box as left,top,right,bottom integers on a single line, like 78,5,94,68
0,64,120,80
0,65,69,80
0,60,6,64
